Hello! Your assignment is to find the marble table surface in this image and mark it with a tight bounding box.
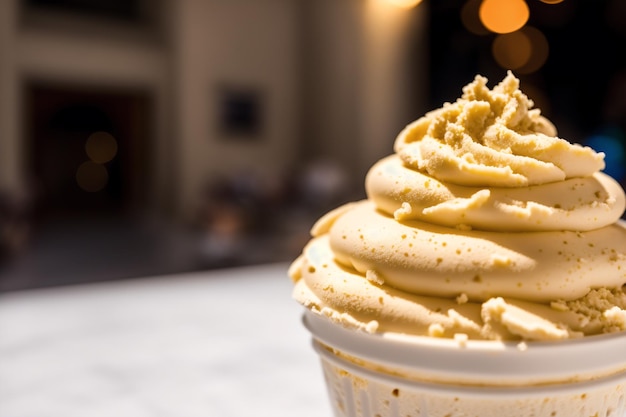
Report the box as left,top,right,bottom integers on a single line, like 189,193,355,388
0,263,331,417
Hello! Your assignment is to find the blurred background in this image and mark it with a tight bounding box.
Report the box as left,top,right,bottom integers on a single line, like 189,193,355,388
0,0,625,291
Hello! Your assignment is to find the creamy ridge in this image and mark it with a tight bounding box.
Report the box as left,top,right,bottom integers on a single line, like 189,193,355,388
290,72,626,341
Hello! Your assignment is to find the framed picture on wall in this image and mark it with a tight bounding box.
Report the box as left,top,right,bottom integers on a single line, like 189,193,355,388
215,83,264,141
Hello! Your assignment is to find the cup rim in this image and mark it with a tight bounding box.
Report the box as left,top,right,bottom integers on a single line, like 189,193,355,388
314,339,626,397
303,310,626,386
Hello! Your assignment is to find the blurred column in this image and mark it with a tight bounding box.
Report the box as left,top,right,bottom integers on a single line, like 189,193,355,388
171,0,301,219
299,0,427,190
358,0,427,180
298,0,363,181
0,0,20,193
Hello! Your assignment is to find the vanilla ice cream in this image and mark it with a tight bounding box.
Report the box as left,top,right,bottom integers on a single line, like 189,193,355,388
290,71,626,342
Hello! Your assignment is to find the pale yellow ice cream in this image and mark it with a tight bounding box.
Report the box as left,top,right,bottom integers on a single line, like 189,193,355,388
290,72,626,341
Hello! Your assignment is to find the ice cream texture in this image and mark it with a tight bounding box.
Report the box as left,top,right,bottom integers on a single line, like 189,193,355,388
290,72,626,341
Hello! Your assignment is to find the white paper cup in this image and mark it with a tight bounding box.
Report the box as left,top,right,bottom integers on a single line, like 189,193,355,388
303,310,626,417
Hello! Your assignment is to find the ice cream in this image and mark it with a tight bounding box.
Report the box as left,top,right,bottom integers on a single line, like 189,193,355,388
289,71,626,342
291,72,626,417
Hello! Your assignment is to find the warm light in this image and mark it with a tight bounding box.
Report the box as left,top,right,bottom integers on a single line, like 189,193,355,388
76,161,108,193
461,0,490,36
516,26,549,74
539,0,564,4
479,0,530,34
492,31,532,70
384,0,423,9
492,26,548,74
85,131,118,164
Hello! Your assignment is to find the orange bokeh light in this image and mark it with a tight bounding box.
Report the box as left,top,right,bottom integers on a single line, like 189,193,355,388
491,26,550,74
517,26,549,74
85,131,118,164
76,161,109,193
461,0,490,36
479,0,530,34
384,0,423,9
492,31,532,70
539,0,564,4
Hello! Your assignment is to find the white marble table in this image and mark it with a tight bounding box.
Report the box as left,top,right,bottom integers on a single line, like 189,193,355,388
0,263,331,417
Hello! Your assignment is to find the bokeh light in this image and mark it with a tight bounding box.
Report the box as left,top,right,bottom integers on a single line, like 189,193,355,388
492,30,532,70
461,0,490,36
85,131,118,164
516,26,549,74
76,161,109,192
479,0,529,34
384,0,423,9
492,26,549,73
539,0,564,4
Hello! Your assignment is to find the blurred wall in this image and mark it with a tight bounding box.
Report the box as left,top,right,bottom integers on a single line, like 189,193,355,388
360,0,427,180
0,0,20,195
299,0,362,178
171,0,300,219
0,0,427,222
300,0,427,189
0,0,173,214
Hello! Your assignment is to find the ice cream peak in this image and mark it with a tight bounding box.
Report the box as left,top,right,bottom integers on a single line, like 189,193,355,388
367,72,624,232
290,72,626,341
394,71,605,187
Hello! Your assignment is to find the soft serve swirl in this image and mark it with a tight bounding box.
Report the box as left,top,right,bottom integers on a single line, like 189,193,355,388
290,72,626,341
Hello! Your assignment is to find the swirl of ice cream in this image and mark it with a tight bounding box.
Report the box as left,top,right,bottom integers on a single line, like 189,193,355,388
290,72,626,341
395,73,604,188
368,73,623,231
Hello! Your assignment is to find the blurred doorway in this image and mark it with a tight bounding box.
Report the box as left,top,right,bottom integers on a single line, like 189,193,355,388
24,82,153,222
